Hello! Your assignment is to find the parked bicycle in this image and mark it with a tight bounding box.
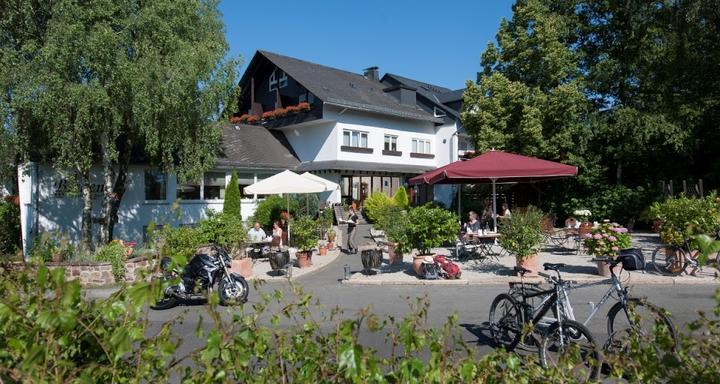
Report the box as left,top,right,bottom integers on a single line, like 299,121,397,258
651,234,703,276
489,256,677,380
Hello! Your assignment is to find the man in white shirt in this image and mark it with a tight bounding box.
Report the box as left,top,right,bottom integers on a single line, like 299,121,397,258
247,222,266,243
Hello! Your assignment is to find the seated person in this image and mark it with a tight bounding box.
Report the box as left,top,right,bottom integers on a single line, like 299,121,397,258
464,211,481,233
271,221,284,248
481,204,494,229
500,202,511,218
247,222,266,243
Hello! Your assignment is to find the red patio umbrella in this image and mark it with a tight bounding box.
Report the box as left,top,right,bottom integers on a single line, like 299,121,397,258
409,150,577,231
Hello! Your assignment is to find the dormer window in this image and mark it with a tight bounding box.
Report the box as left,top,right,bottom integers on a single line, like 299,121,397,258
433,107,446,118
269,70,288,92
269,71,277,91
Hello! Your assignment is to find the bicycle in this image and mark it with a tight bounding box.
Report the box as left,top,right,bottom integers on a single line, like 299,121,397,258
651,236,701,276
489,263,600,380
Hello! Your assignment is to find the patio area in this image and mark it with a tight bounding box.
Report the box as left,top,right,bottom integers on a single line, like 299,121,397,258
343,232,720,285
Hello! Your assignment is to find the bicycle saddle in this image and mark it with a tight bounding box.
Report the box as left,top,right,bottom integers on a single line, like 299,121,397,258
543,263,566,271
514,266,532,276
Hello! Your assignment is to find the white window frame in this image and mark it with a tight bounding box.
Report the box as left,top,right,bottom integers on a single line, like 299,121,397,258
411,138,432,154
269,70,277,92
278,71,288,88
176,172,228,202
384,134,398,151
433,106,446,118
343,129,368,148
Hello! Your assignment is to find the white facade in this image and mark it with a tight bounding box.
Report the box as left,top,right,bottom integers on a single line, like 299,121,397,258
17,164,270,256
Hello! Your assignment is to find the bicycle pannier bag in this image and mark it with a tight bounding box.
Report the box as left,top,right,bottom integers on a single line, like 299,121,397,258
619,248,645,271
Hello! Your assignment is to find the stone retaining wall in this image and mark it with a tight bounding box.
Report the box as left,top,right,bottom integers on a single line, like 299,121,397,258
45,256,156,287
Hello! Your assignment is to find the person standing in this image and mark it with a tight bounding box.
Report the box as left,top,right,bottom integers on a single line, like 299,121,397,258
343,206,359,254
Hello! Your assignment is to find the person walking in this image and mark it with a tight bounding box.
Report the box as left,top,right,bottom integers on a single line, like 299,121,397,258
342,206,359,254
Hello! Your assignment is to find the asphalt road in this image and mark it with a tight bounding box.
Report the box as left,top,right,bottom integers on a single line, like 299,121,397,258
138,245,720,364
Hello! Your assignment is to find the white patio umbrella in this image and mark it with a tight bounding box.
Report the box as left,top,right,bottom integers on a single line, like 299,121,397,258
244,170,327,243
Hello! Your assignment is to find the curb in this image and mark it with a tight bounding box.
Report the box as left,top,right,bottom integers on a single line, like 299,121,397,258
340,275,720,286
250,248,342,283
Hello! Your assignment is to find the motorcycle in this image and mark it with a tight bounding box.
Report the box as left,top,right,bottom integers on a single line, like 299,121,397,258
152,244,249,310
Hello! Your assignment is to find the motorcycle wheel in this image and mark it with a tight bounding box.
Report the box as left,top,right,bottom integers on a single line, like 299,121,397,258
151,296,179,310
218,274,249,306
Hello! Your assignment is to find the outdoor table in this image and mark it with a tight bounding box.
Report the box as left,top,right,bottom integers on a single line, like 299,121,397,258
248,240,271,259
459,232,501,261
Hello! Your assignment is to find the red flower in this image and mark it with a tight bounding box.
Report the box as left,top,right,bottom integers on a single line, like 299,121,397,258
247,115,260,123
297,102,311,111
229,115,242,123
262,111,275,120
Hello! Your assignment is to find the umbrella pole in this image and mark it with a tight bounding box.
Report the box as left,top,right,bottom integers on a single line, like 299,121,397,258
492,179,497,232
287,194,290,245
457,184,462,258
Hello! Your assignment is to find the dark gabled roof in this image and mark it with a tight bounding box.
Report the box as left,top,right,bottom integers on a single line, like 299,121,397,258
297,160,434,175
382,73,464,119
216,124,299,170
436,89,465,104
242,51,443,124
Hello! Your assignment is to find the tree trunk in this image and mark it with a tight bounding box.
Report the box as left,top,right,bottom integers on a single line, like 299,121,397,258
99,133,115,244
80,171,94,252
100,136,130,243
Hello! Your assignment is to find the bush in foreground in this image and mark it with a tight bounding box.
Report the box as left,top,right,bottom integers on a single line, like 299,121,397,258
0,263,718,382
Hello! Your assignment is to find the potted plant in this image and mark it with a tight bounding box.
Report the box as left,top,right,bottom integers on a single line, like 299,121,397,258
573,209,593,237
405,205,459,275
375,204,409,265
582,221,632,276
291,215,318,268
326,228,336,250
498,206,544,276
649,194,720,260
318,240,328,256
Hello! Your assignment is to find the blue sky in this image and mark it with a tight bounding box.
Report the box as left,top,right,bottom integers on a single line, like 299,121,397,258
219,0,514,90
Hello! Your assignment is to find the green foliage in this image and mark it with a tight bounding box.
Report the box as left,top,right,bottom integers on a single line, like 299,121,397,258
197,211,246,253
393,187,409,209
0,201,20,255
2,264,719,382
223,171,241,220
290,215,319,252
499,206,544,260
375,204,410,255
252,195,292,229
649,194,720,246
318,207,335,239
2,0,240,247
695,234,720,267
405,205,459,255
582,222,632,258
558,184,658,227
94,241,129,283
363,192,395,223
160,225,205,263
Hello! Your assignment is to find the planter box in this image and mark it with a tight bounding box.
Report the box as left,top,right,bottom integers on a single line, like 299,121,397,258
44,256,156,287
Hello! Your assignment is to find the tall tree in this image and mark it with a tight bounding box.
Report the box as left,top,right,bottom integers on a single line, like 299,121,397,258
1,0,240,249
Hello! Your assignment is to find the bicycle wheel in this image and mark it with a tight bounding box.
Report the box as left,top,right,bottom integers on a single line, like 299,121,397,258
509,285,555,350
606,298,678,353
489,293,524,351
539,319,600,381
651,245,687,276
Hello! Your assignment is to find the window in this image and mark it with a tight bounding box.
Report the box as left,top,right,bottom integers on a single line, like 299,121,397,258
203,172,226,200
144,170,167,201
411,139,431,154
299,93,307,103
308,93,315,104
176,179,200,200
278,71,288,88
269,70,277,91
342,130,368,148
433,106,446,118
384,135,398,151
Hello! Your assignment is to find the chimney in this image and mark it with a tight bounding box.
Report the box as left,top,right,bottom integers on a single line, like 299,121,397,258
363,66,379,82
383,84,417,106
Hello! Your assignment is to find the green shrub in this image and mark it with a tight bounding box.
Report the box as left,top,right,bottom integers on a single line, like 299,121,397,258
223,171,241,220
197,211,246,253
375,204,410,254
252,195,291,228
649,194,720,246
94,241,128,283
406,204,458,254
29,232,57,262
393,186,409,209
363,192,394,223
160,225,205,262
498,206,544,260
0,201,20,255
290,215,318,252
